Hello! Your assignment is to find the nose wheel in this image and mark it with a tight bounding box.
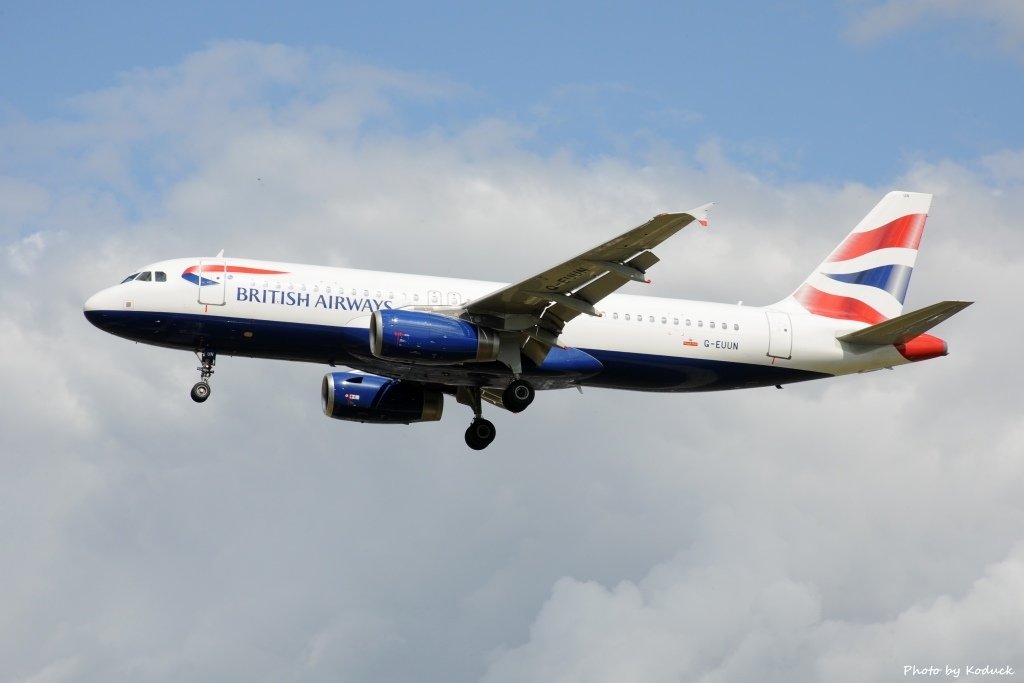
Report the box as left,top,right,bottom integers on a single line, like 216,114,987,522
190,381,211,402
191,349,216,403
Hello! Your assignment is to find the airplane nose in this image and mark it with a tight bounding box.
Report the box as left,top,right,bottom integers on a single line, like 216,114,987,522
83,292,100,312
83,288,117,329
83,293,105,328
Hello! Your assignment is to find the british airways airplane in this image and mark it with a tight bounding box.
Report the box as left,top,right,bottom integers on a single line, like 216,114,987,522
84,191,969,449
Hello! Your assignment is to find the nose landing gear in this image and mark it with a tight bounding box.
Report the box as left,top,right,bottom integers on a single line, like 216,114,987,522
191,349,216,403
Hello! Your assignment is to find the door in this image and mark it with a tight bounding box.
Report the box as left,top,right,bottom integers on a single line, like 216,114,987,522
197,259,227,306
765,310,792,360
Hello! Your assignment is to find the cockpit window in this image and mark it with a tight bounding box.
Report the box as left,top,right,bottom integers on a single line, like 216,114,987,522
155,271,167,282
135,271,152,282
121,273,139,283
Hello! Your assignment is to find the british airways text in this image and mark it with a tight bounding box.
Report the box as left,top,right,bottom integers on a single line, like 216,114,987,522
236,287,392,312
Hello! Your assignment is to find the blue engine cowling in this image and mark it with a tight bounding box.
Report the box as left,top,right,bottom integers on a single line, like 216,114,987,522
370,310,500,363
321,371,443,424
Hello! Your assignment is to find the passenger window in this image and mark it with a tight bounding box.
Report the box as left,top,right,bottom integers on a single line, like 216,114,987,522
685,319,691,326
673,318,679,325
734,323,739,331
698,321,703,327
613,313,619,320
637,314,642,323
710,322,715,329
661,317,667,324
136,271,152,282
624,314,630,321
155,271,166,282
649,316,655,323
721,322,726,329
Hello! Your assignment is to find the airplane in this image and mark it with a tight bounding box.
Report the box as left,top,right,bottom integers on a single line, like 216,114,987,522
84,191,970,449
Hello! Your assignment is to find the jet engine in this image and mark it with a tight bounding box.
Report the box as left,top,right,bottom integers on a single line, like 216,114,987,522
321,371,443,424
369,310,500,363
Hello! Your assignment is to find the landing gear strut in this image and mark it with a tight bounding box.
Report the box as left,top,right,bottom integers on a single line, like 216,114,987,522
458,386,496,450
191,349,216,403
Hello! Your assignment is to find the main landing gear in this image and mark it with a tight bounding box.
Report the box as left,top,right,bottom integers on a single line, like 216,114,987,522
466,416,496,451
502,378,535,413
459,386,495,450
190,349,216,403
459,379,536,450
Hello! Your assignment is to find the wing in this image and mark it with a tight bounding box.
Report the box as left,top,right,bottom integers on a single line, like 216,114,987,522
461,204,712,367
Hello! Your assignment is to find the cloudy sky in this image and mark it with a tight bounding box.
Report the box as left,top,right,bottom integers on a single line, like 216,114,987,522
2,1,1023,681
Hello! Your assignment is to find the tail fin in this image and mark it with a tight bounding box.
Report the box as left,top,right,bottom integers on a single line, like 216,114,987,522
779,191,932,323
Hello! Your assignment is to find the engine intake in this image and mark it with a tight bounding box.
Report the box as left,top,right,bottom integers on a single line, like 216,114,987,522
369,310,499,363
321,371,443,424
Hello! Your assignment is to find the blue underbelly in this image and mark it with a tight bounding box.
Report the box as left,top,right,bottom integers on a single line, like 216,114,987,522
83,310,828,391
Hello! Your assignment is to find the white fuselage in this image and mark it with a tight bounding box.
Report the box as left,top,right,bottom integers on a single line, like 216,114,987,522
84,256,912,392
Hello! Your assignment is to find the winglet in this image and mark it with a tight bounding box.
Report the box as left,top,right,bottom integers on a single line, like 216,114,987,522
694,202,713,228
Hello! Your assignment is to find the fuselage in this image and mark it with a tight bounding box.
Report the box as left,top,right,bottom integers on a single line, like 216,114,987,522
83,257,914,393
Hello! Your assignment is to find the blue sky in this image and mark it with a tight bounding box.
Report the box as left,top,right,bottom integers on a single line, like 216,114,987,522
2,2,1023,681
3,1,1022,183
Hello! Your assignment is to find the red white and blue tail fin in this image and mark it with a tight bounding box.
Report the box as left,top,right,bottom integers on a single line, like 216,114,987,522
778,191,931,324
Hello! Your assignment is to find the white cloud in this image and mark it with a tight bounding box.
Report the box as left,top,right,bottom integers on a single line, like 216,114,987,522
2,42,1022,682
483,542,1024,683
844,0,1024,55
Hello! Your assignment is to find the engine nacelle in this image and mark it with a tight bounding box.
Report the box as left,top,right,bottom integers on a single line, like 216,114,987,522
321,371,443,424
369,310,500,363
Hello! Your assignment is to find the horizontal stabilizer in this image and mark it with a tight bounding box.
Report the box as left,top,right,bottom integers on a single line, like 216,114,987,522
837,300,973,345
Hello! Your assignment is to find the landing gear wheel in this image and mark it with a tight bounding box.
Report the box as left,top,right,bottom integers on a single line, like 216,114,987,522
465,418,496,450
190,381,211,403
502,379,535,413
191,348,217,403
